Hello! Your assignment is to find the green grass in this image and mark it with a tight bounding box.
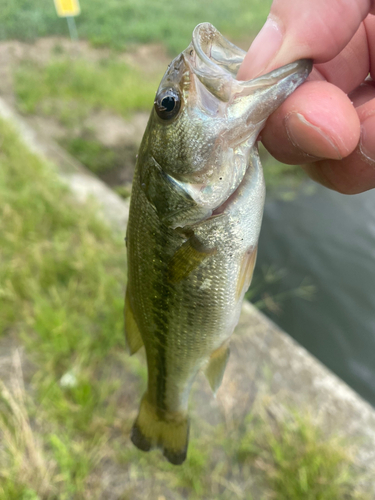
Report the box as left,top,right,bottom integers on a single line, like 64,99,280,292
0,116,129,496
60,134,137,195
62,135,117,174
0,119,126,373
14,57,157,125
236,410,366,500
1,0,271,54
0,117,368,498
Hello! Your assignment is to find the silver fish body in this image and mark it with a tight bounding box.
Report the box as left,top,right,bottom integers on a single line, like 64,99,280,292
125,23,312,464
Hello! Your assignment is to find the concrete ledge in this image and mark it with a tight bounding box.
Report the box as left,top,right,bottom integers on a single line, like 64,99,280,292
1,97,375,494
227,302,375,470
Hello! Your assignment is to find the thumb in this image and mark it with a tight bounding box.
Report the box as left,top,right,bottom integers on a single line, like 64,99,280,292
237,0,374,80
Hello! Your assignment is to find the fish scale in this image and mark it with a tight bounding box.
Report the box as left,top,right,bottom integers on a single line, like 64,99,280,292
125,22,312,465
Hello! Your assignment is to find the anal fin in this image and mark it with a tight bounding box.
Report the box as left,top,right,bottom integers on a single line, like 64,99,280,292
205,342,230,395
124,289,143,355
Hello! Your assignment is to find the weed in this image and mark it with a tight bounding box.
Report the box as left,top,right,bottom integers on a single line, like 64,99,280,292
175,442,209,495
0,352,56,498
236,409,368,500
48,433,94,496
246,265,316,314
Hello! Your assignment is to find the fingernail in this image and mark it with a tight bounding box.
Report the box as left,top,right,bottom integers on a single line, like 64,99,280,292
360,115,375,163
238,16,283,79
285,113,342,160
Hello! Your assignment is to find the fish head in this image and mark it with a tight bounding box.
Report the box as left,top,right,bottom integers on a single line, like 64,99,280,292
140,23,312,227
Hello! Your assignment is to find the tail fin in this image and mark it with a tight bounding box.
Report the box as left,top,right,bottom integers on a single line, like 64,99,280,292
131,394,189,465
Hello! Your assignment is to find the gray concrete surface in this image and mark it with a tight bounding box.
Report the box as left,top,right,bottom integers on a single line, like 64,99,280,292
1,96,375,494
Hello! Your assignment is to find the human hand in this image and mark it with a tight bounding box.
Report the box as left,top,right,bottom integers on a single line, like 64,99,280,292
238,0,375,194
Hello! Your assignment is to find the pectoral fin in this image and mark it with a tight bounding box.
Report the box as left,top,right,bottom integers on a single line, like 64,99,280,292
205,342,230,395
169,235,216,284
124,290,143,355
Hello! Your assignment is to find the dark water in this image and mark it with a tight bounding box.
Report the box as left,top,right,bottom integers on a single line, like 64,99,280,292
252,181,375,407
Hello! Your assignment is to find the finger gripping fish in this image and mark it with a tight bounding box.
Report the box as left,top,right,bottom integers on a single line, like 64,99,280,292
125,23,312,465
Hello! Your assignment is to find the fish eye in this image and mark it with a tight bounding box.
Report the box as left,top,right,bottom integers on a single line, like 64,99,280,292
154,88,181,120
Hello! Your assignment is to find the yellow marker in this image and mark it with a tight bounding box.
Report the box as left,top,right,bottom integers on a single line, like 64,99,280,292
54,0,80,17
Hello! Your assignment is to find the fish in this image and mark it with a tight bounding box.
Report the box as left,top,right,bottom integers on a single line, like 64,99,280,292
125,22,312,465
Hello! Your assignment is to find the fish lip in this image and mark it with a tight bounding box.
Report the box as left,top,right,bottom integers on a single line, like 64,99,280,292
247,59,313,88
186,23,312,103
190,22,312,83
189,22,246,77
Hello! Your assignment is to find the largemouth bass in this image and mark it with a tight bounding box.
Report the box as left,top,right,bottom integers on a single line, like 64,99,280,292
125,23,312,465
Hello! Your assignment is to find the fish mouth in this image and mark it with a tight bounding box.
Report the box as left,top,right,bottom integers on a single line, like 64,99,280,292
191,22,312,78
185,22,312,108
